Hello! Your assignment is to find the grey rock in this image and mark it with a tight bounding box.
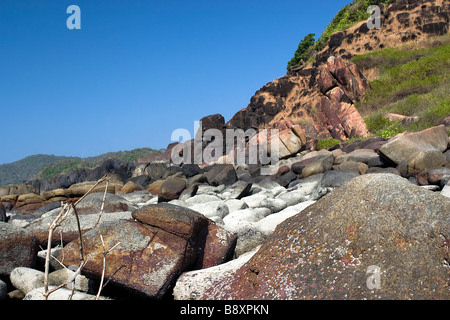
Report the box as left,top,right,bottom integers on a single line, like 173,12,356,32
10,267,44,295
0,279,7,300
189,201,229,219
0,223,39,276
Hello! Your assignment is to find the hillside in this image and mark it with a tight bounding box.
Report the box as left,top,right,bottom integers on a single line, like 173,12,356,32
0,148,164,187
0,155,74,187
224,0,449,143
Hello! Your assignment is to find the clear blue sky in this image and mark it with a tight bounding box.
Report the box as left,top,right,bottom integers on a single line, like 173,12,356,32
0,0,350,164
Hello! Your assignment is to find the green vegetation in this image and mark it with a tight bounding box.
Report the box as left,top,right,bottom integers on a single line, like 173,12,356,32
0,148,163,186
287,33,316,70
317,139,341,150
353,34,450,136
0,155,74,187
38,148,162,179
287,0,393,69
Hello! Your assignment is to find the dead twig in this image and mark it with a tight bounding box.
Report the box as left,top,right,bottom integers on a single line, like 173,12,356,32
42,174,110,300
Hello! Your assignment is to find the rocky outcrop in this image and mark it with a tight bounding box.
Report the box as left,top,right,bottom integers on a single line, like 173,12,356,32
225,55,370,144
316,0,449,62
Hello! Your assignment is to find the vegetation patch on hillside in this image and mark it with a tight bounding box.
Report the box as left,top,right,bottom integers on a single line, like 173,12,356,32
353,34,450,137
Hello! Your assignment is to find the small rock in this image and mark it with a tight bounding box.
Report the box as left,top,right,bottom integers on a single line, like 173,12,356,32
120,181,143,194
204,164,238,186
260,197,288,213
223,208,272,224
189,201,229,219
339,160,369,174
223,199,249,213
24,286,102,300
0,279,7,300
185,194,222,205
0,224,39,276
158,176,187,202
173,246,261,300
10,267,44,295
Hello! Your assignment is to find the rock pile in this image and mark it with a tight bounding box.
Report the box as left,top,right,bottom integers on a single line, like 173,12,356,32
0,124,448,300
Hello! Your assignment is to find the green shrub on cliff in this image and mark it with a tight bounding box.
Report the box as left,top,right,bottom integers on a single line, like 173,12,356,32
315,0,393,51
287,33,316,70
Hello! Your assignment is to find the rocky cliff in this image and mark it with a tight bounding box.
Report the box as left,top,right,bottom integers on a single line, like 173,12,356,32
224,0,449,142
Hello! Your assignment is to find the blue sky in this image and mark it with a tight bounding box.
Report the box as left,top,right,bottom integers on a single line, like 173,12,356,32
0,0,350,164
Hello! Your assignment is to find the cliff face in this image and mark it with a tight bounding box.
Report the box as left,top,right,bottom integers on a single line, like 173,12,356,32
225,0,449,141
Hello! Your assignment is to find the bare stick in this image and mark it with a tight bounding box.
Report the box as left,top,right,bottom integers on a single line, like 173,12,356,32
42,174,109,300
96,232,121,300
43,204,71,296
71,203,84,263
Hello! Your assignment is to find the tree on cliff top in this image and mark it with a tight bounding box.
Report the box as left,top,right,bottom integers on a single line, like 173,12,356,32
286,33,316,71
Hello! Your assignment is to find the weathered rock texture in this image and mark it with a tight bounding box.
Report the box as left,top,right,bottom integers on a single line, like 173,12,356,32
193,174,450,300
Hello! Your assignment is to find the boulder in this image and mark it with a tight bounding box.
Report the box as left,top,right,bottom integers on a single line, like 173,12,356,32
0,223,39,276
339,160,368,175
59,219,199,299
131,203,209,240
60,203,237,298
255,201,316,237
195,174,450,300
26,209,133,246
24,287,100,300
185,194,222,205
223,219,266,257
196,221,238,269
10,267,45,295
0,203,6,222
75,193,137,215
66,181,118,198
415,167,450,186
292,150,334,176
147,180,165,195
441,182,450,199
0,280,7,300
145,162,169,180
15,193,44,215
189,201,229,220
302,153,334,177
158,176,187,202
120,181,143,194
173,247,261,300
204,164,238,186
379,125,448,175
220,181,252,200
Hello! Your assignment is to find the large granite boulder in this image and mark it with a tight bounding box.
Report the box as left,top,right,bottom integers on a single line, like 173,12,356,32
188,174,450,300
58,203,237,298
379,125,449,175
0,223,39,277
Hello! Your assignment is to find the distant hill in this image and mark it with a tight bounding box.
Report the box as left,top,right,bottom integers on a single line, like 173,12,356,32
0,155,74,186
0,148,164,187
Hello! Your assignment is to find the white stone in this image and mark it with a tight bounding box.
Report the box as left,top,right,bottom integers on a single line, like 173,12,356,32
223,208,272,224
173,246,261,300
260,197,288,213
223,219,266,256
224,198,249,213
255,201,316,236
185,194,222,205
189,201,229,219
10,267,45,295
441,183,450,198
24,286,104,300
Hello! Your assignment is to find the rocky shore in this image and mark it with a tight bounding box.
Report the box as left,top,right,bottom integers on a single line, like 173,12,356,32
0,124,449,300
